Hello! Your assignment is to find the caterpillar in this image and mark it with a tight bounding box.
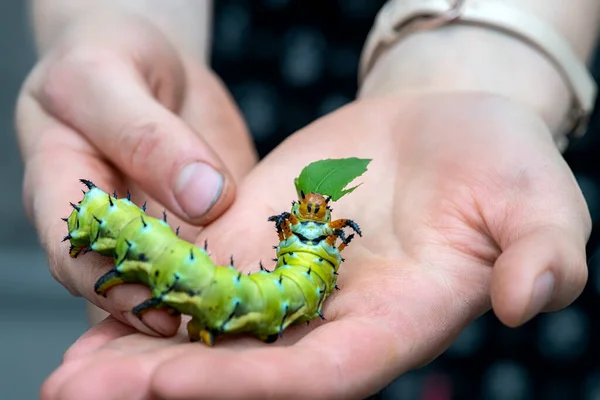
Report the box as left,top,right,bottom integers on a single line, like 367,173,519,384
63,158,371,346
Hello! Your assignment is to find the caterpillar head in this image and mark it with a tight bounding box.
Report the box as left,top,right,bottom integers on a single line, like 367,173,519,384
292,191,331,223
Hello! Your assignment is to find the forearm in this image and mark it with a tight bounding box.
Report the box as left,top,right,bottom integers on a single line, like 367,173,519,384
359,0,600,139
28,0,212,60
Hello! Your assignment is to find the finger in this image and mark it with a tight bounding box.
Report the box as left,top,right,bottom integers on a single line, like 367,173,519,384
491,225,589,327
40,353,97,400
36,48,235,226
45,336,191,400
42,333,186,400
63,316,137,363
18,93,180,337
487,149,591,327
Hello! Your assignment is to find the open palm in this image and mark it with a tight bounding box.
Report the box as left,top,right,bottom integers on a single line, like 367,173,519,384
42,93,590,400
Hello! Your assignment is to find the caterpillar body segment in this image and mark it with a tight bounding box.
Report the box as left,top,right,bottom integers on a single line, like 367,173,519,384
64,179,362,346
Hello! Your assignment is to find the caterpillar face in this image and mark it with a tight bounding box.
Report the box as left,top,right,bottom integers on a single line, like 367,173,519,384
293,191,331,223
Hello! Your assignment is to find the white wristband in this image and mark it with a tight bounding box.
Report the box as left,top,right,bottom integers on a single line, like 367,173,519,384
359,0,598,140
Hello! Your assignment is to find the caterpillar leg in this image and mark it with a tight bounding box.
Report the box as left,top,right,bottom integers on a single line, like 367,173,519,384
187,318,217,346
325,229,355,252
268,211,290,227
262,334,279,343
131,296,181,318
186,318,202,342
94,260,149,297
329,218,362,236
268,212,298,240
67,238,116,259
268,212,289,241
94,268,124,297
337,231,355,252
68,245,86,258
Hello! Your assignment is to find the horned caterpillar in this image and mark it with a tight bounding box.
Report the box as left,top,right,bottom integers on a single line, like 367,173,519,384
63,158,371,346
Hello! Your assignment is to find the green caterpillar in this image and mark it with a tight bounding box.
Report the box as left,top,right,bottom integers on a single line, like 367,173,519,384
63,158,370,346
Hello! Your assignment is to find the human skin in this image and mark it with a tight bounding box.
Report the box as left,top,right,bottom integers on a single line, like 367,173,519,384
16,0,600,399
39,92,591,400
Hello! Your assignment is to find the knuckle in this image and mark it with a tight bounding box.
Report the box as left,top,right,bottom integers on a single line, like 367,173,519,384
573,257,589,293
46,246,79,297
62,346,79,364
117,121,170,178
36,213,80,297
46,252,65,286
559,242,589,305
61,45,120,67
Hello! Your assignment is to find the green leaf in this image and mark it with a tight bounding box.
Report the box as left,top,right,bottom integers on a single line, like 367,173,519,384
294,158,372,202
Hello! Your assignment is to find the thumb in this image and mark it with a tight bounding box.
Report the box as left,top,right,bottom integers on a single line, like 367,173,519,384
37,51,235,226
491,224,589,327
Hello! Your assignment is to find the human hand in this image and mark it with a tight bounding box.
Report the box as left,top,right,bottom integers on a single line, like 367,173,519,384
16,11,256,336
40,92,590,399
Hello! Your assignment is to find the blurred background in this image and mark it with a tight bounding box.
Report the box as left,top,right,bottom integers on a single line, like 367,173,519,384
1,1,600,399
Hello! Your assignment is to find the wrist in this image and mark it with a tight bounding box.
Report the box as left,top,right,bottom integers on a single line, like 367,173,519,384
358,24,573,145
29,0,211,62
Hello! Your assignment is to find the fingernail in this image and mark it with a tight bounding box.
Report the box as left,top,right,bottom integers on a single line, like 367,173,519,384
526,271,555,322
122,311,162,337
175,162,223,219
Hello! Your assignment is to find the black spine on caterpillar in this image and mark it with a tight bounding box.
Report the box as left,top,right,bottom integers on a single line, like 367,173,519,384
64,179,361,346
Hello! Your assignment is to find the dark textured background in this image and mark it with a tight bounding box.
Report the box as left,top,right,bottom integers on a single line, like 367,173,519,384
1,1,599,399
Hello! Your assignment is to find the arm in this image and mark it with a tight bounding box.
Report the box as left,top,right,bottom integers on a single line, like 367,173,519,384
29,0,212,61
359,0,600,142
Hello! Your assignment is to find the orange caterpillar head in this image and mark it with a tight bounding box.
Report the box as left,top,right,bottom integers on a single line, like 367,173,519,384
291,191,331,223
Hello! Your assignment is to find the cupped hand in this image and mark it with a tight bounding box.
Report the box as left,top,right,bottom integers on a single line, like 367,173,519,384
41,93,590,400
16,12,256,336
